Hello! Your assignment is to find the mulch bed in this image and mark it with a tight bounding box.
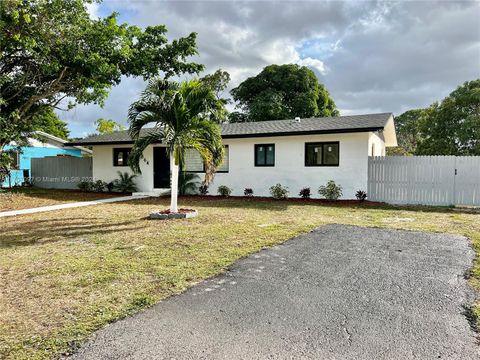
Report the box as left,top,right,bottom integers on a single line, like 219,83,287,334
178,195,384,206
156,208,196,214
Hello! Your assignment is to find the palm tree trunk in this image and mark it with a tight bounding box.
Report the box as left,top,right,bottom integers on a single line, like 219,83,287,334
170,149,179,213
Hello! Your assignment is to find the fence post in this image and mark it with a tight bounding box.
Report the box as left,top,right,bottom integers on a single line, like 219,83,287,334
453,156,457,206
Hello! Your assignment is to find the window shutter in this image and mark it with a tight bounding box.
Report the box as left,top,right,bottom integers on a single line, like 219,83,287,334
184,149,204,172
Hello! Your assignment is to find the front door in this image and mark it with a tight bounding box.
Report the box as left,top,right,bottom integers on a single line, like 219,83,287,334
153,147,170,188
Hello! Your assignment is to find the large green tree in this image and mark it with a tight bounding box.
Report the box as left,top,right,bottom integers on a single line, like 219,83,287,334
0,107,69,181
230,64,339,122
200,69,231,123
386,108,427,156
94,118,125,134
200,69,231,102
31,108,70,139
128,79,225,212
0,0,203,153
416,79,480,155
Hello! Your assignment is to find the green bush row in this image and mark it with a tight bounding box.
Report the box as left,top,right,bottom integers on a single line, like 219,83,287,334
211,181,367,201
78,172,137,193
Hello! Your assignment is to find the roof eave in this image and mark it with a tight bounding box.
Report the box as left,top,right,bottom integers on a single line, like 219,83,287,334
66,140,136,146
221,127,384,139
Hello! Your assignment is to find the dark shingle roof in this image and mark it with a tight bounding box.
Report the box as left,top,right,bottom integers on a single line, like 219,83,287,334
67,113,393,145
220,113,392,138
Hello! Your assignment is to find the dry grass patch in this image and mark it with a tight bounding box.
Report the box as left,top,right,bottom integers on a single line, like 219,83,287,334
0,197,479,359
0,188,120,211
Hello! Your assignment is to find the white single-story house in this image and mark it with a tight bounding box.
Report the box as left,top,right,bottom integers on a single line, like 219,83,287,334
68,113,397,199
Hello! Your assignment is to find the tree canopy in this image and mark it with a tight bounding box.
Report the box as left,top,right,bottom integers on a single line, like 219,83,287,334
390,80,480,156
200,69,231,123
200,69,231,102
32,108,70,140
0,0,203,152
386,109,427,156
416,79,480,156
229,64,339,122
95,118,125,134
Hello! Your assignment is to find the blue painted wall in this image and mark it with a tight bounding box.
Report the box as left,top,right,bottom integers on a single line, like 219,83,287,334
1,145,82,187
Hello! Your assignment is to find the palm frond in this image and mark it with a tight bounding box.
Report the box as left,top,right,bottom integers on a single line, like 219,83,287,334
128,102,159,139
128,78,225,189
183,80,220,120
114,171,138,192
187,119,224,186
128,79,181,139
128,128,165,173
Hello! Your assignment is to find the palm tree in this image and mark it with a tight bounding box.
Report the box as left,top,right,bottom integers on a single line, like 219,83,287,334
127,79,225,212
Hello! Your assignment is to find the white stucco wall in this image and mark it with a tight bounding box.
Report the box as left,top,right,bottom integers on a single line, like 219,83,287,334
368,131,386,156
92,144,156,192
189,132,372,199
92,131,378,198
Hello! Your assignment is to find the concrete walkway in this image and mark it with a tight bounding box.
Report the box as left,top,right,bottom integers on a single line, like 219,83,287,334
0,195,148,218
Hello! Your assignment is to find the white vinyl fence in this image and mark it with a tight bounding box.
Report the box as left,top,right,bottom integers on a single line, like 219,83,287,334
368,156,480,206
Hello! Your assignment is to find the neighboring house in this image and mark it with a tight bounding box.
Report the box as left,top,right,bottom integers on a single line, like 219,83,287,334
2,131,92,187
67,113,397,198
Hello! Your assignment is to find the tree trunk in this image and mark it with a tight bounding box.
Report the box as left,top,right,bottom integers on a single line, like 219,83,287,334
170,150,179,213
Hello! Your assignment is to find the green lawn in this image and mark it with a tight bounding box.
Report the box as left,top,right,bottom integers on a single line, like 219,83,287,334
0,187,118,212
0,196,479,359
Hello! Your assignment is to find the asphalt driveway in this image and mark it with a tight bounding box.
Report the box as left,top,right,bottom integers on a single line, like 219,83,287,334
72,225,478,359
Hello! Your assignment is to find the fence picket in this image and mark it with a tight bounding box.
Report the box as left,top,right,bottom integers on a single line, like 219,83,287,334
368,156,480,206
31,157,92,189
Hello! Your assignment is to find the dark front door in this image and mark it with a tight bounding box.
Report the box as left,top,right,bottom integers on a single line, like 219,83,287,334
153,147,170,188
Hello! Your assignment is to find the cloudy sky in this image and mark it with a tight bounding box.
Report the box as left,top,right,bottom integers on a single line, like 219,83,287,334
63,0,480,137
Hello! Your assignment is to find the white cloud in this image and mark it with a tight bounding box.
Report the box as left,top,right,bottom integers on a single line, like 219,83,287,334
63,0,480,136
296,57,327,75
260,40,298,64
85,2,99,19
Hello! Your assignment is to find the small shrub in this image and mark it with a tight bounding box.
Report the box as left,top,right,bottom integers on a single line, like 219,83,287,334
92,180,107,192
78,180,94,192
356,190,367,202
270,183,289,200
299,187,311,199
244,188,254,197
199,184,209,195
217,185,232,197
318,180,343,200
113,171,137,193
106,181,115,192
22,177,32,187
